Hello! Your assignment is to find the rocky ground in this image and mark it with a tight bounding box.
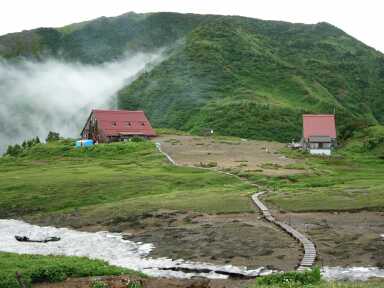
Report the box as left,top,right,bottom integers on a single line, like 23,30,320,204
275,211,384,267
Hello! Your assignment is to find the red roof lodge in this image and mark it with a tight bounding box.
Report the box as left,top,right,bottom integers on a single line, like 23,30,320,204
81,110,156,143
302,114,337,155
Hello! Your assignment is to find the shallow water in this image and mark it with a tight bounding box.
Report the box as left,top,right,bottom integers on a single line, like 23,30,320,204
0,219,270,279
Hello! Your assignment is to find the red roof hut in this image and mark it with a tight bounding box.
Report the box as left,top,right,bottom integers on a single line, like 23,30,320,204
302,114,336,155
81,110,156,143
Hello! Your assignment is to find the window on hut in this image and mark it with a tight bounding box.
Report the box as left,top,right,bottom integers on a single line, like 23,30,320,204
112,121,117,127
125,121,132,126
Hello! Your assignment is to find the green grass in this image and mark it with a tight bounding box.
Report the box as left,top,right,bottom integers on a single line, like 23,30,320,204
0,252,139,288
248,268,384,288
0,140,254,224
243,126,384,212
250,282,384,288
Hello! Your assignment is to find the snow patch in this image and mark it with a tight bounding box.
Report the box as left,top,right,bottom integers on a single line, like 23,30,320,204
322,266,384,281
0,219,270,279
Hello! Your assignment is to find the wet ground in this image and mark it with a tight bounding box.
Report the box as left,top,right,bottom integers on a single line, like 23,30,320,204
275,211,384,267
84,211,301,272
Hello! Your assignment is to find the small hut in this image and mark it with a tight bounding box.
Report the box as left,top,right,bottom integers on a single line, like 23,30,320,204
302,114,336,155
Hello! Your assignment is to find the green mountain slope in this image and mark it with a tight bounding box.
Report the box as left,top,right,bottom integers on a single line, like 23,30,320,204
0,12,213,62
118,16,384,141
1,12,384,141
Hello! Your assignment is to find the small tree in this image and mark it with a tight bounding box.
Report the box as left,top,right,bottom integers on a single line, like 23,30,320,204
5,145,14,156
46,131,60,142
5,144,22,156
26,139,34,148
13,144,22,156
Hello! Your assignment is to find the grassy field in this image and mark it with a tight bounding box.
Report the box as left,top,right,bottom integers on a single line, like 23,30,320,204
0,139,254,225
242,126,384,212
0,252,137,288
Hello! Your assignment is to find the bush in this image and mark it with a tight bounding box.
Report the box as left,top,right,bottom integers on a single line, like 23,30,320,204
5,144,22,156
0,252,138,287
30,266,69,282
46,131,61,142
199,161,218,168
4,137,41,157
127,281,143,288
91,280,109,288
130,136,146,142
255,267,321,287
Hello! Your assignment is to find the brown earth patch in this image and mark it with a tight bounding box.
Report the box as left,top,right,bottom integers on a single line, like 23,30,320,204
33,275,253,288
154,135,304,176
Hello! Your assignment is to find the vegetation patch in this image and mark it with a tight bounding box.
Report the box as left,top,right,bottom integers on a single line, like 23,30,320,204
0,140,254,224
244,126,384,212
0,252,138,288
253,267,321,287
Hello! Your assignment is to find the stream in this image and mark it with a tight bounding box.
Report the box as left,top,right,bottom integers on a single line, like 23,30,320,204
0,219,383,281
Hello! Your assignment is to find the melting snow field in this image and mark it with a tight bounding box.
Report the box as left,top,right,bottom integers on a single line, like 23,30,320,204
1,219,383,281
0,219,270,279
322,267,384,281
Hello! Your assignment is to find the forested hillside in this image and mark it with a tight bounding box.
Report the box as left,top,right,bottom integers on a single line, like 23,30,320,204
1,12,383,141
118,16,384,141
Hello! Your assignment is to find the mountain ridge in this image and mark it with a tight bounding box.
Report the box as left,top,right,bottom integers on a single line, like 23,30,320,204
1,12,383,142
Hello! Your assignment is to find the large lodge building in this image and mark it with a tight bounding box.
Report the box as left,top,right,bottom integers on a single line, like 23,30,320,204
81,110,156,143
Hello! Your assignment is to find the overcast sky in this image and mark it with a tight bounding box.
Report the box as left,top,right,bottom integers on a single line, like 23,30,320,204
1,0,383,53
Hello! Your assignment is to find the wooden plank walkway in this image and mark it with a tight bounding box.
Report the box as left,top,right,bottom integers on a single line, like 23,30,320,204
252,192,317,271
155,142,317,271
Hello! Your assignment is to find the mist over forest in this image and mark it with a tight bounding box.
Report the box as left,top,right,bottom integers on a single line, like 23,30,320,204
0,52,162,153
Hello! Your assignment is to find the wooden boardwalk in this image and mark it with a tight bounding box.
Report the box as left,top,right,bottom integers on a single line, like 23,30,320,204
252,192,317,271
155,142,317,271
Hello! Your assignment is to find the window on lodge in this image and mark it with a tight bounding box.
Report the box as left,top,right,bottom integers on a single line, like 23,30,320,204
124,121,132,126
111,121,117,127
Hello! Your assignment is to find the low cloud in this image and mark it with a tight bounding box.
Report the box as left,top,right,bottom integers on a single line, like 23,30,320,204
0,52,162,154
